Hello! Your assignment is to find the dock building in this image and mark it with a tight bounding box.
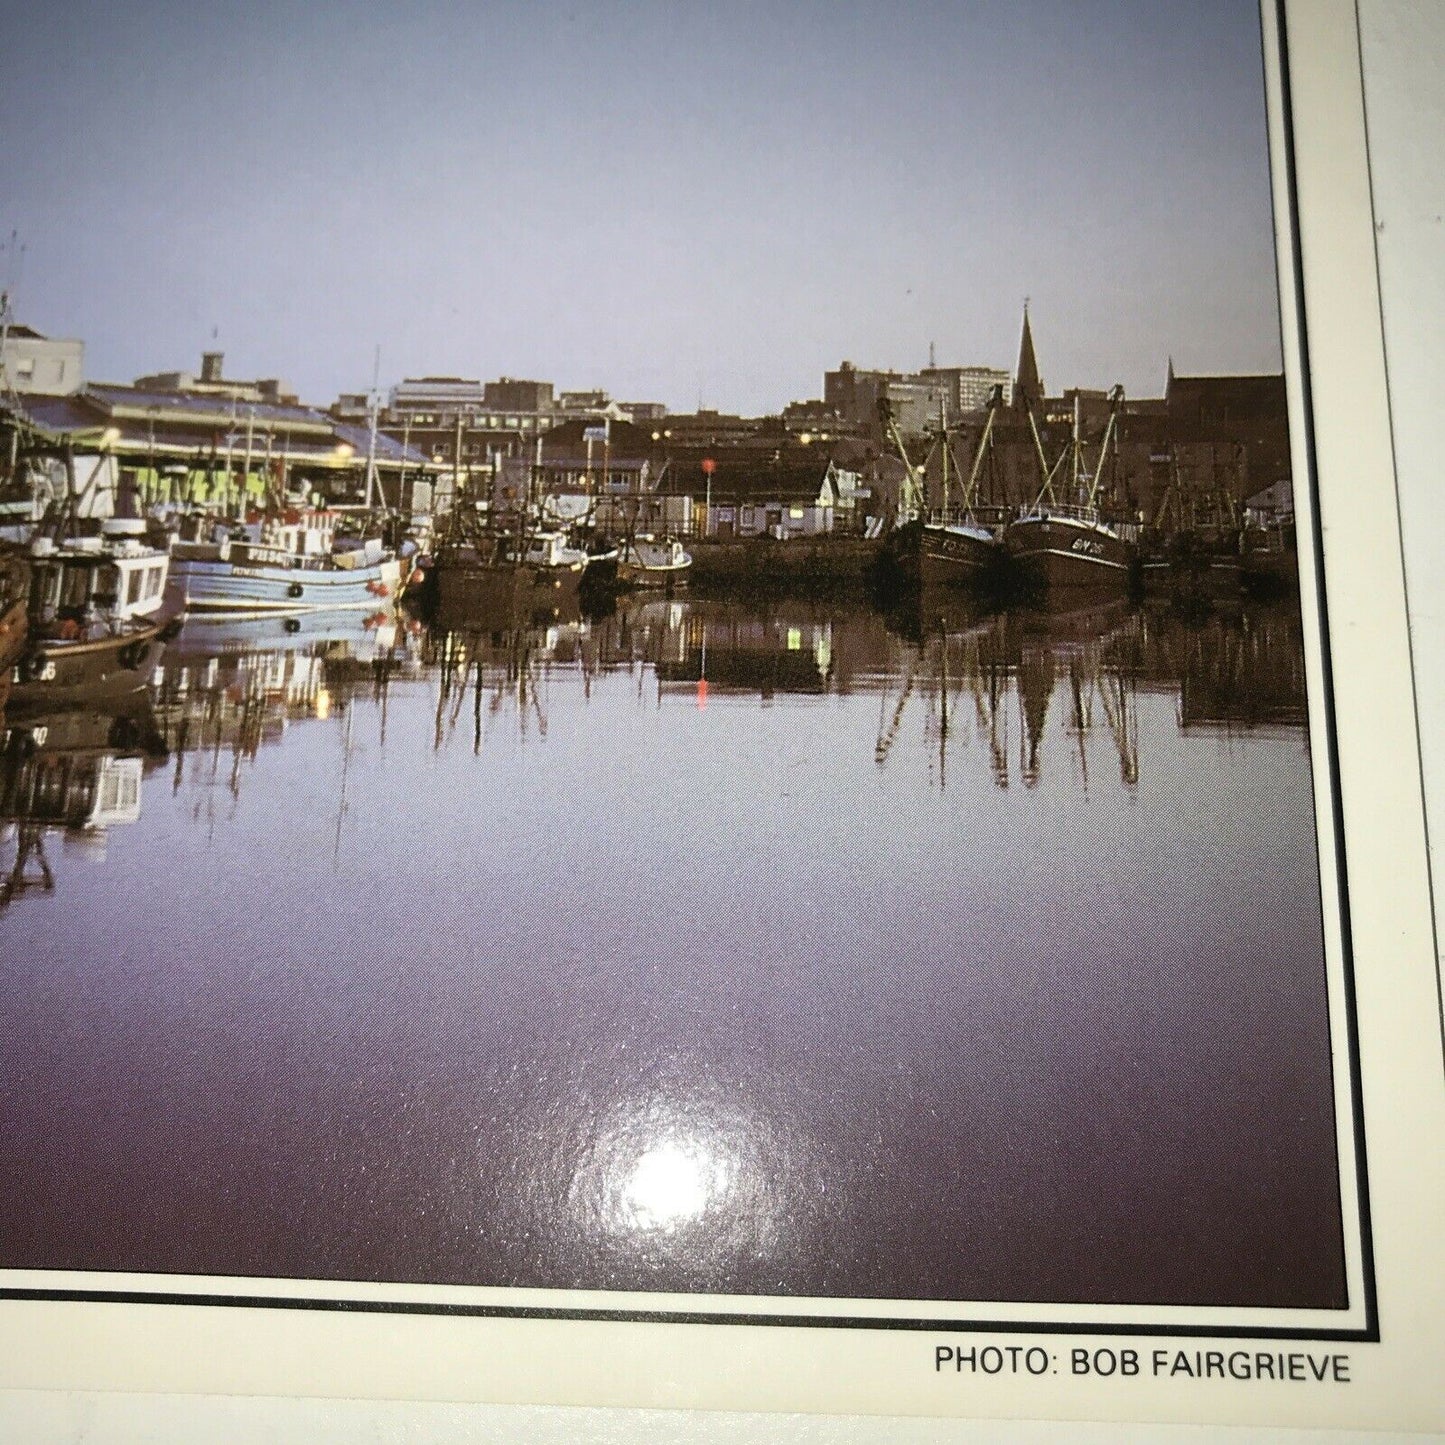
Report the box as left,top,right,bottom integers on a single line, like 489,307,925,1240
0,323,84,396
0,349,436,521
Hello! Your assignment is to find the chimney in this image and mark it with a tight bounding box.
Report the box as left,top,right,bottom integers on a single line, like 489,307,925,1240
201,351,224,382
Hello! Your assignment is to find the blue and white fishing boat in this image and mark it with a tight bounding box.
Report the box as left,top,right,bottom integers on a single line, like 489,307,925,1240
169,509,401,615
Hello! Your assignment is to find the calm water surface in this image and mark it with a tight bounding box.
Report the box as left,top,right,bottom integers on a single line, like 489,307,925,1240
0,594,1343,1307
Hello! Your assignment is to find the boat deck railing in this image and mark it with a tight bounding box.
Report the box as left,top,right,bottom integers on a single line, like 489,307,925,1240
1012,504,1141,544
926,506,1007,532
1015,502,1102,527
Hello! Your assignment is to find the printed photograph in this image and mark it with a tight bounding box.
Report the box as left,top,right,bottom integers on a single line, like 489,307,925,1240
0,0,1352,1317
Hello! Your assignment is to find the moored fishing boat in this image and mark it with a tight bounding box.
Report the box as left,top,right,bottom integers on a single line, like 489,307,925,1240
9,521,175,710
1005,386,1133,594
890,389,1006,586
617,534,691,588
168,508,401,614
423,524,584,626
523,528,589,583
1005,505,1133,590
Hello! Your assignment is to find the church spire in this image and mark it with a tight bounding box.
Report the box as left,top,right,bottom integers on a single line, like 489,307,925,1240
1014,301,1043,412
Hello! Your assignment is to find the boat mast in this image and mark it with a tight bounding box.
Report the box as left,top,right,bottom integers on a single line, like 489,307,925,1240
363,344,380,512
1025,404,1066,512
602,415,612,530
399,413,411,517
1071,393,1081,504
938,397,949,519
241,405,256,519
1084,385,1124,511
961,387,1001,516
224,399,238,518
0,230,25,411
881,399,924,523
452,411,464,518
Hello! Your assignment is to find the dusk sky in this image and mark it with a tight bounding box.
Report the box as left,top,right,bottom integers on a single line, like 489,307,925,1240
0,0,1283,415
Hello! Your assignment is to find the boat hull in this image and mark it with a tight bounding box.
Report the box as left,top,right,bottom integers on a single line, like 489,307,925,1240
433,559,581,628
617,561,691,588
1004,514,1132,591
170,556,401,614
1139,555,1245,599
918,522,998,585
9,620,168,711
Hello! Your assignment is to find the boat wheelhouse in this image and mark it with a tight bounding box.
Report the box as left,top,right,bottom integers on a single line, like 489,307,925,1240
617,534,692,588
523,528,589,580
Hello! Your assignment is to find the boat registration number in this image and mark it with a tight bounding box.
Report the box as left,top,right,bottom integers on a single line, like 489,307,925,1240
1070,537,1106,556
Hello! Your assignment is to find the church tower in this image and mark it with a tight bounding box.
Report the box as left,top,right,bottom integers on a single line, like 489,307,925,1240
1014,303,1044,413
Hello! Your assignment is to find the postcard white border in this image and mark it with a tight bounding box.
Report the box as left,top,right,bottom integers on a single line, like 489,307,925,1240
1,0,1440,1430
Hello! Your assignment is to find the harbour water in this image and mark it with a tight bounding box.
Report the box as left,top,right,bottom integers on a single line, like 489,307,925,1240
0,594,1343,1308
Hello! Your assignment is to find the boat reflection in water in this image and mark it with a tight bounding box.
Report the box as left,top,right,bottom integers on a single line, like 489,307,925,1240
153,605,413,793
550,593,1308,796
0,586,1336,1308
0,694,168,910
421,586,595,754
3,593,1310,905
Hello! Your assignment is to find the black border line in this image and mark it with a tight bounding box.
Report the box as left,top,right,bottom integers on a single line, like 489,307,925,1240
0,1285,1385,1340
0,0,1381,1346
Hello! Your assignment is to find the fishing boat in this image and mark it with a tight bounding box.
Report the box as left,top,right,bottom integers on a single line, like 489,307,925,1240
887,390,1005,585
9,519,174,710
523,527,589,582
168,508,401,614
617,534,692,588
422,521,585,626
1005,386,1133,593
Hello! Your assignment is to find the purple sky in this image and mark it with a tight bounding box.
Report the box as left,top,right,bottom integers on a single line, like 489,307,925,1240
0,0,1283,414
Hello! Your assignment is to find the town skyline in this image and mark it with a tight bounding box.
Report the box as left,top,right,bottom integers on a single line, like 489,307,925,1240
0,0,1283,416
